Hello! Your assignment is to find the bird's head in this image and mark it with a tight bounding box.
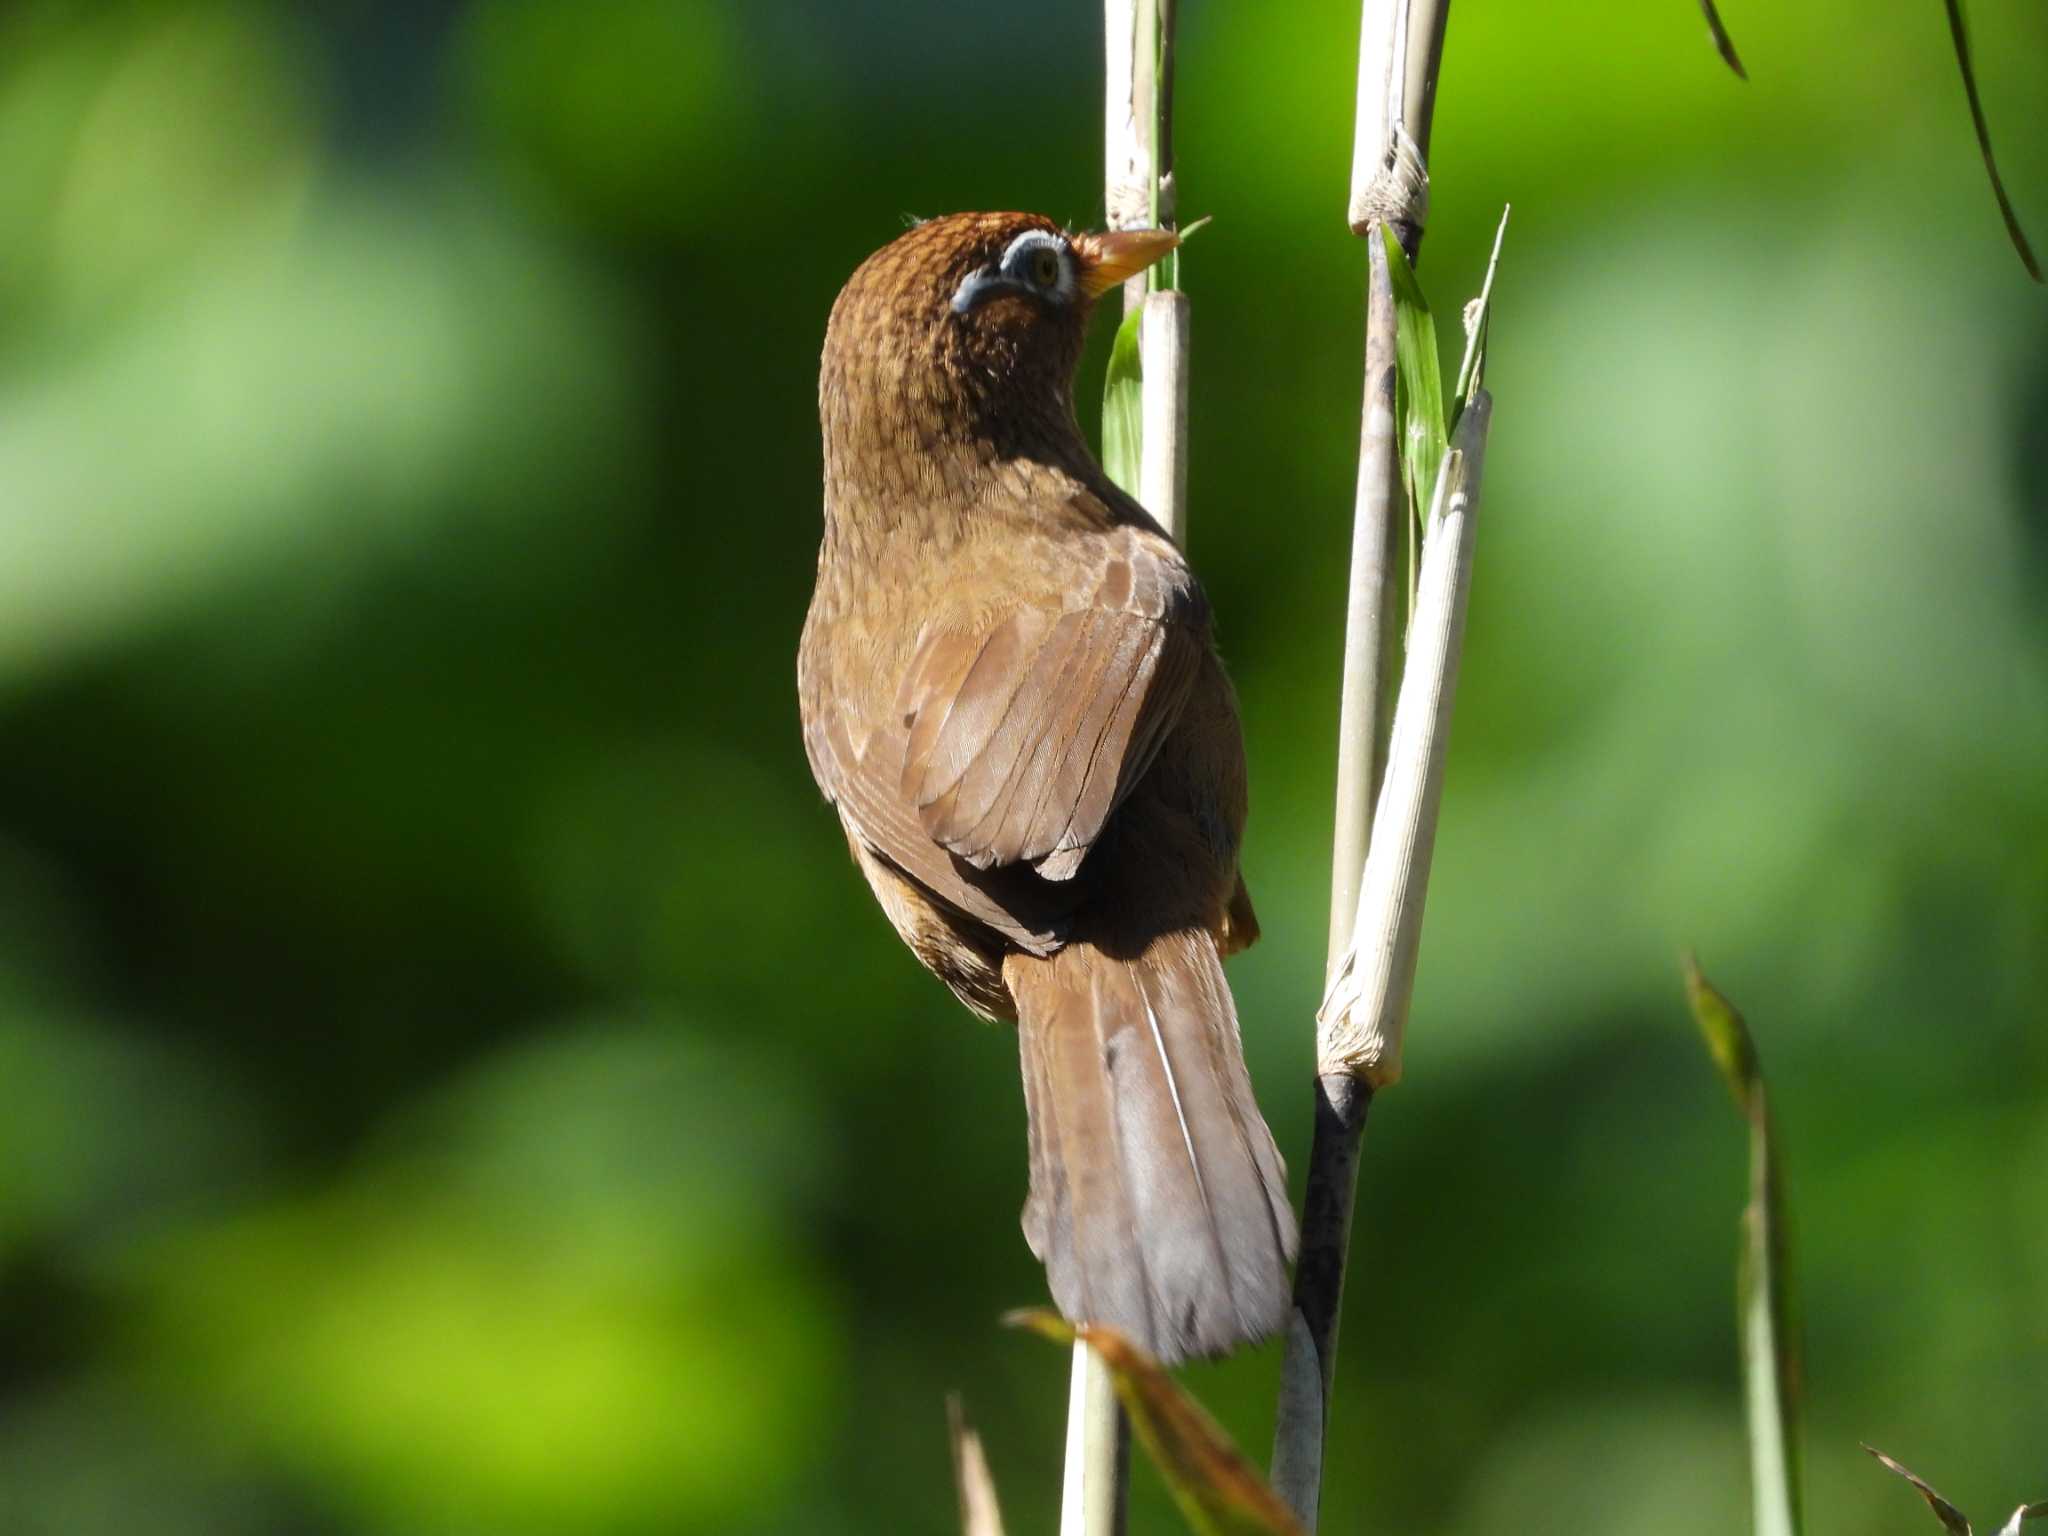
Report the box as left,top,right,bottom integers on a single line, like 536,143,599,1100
821,211,1178,485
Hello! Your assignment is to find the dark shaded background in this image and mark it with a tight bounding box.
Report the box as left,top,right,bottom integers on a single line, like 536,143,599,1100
2,2,2044,1532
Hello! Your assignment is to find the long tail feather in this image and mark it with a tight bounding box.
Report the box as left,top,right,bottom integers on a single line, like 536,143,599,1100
1008,929,1295,1363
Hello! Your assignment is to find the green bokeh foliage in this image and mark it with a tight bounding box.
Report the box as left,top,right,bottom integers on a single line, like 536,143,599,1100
0,2,2043,1533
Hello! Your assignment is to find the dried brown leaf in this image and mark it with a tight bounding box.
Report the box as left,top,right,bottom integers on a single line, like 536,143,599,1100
1698,0,1748,78
948,1395,1007,1536
1007,1309,1304,1536
1865,1444,1974,1536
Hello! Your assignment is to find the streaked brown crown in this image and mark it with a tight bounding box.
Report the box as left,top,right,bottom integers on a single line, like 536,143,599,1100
820,212,1097,501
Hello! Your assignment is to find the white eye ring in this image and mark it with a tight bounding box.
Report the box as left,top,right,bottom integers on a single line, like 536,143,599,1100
998,231,1074,298
950,230,1076,313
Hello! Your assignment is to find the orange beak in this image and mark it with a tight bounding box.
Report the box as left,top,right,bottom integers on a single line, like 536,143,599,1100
1071,228,1180,299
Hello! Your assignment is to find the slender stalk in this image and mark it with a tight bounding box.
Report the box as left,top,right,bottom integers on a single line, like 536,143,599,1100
1138,289,1190,540
1278,391,1493,1527
1104,1,1163,260
1269,1067,1370,1521
1320,390,1493,1082
1347,0,1446,251
1061,1344,1128,1536
1271,238,1397,1522
1064,3,1183,1531
1271,1,1450,1525
1321,234,1400,980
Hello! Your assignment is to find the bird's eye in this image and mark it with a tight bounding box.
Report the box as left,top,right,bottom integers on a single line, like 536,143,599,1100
1026,245,1062,288
951,233,1074,313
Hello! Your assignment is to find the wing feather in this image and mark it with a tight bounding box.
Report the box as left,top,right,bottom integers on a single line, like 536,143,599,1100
803,508,1205,945
898,529,1203,880
809,706,1069,951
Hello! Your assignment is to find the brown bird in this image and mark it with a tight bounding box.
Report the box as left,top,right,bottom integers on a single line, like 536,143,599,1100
798,211,1295,1362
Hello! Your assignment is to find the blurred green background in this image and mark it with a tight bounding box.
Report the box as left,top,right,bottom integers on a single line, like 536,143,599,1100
1,1,2043,1532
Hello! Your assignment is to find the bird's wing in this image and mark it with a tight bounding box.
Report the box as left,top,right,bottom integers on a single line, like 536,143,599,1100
806,697,1073,950
894,520,1204,882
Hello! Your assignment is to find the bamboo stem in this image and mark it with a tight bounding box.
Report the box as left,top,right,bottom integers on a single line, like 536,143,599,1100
1271,237,1398,1521
1138,289,1191,542
1321,233,1401,979
1276,395,1494,1527
1270,2,1452,1525
1065,2,1183,1529
1270,1067,1371,1521
1060,1344,1128,1536
1320,393,1493,1083
1347,0,1446,249
1103,0,1156,229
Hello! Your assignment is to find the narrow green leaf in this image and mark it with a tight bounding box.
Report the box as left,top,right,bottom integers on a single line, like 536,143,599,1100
1697,0,1748,79
1864,1446,1974,1536
1687,953,1760,1117
1101,305,1146,494
1379,225,1446,536
1007,1310,1304,1536
1450,206,1510,434
1685,954,1803,1536
1942,0,2042,282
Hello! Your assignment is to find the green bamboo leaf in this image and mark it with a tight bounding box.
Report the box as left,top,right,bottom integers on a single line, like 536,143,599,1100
1685,954,1803,1536
1379,225,1446,533
1450,206,1510,434
1008,1310,1304,1536
1101,304,1145,494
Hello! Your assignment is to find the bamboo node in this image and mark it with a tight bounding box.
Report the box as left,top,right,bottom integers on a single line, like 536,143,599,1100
1348,124,1429,235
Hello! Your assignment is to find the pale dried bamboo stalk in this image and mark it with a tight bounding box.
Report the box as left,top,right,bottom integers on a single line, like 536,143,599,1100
1063,4,1181,1534
1318,393,1492,1080
1138,289,1190,541
1060,1345,1125,1536
1270,1,1450,1525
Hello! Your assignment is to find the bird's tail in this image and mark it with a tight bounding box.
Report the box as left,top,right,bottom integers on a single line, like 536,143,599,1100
1006,928,1296,1363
